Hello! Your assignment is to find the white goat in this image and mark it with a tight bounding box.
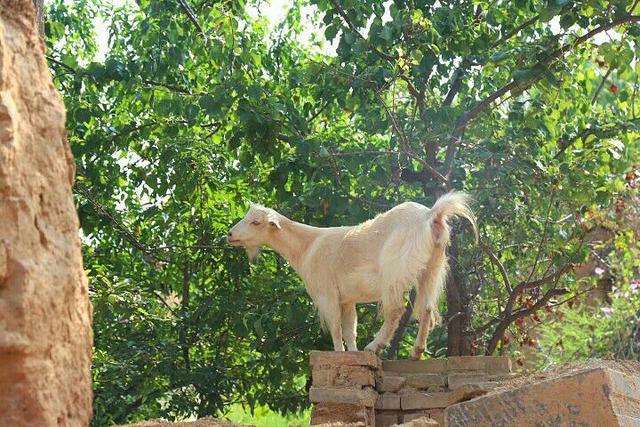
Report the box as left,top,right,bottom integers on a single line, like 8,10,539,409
227,192,478,359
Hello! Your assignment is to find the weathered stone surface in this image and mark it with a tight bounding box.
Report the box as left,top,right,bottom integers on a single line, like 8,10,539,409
311,351,380,369
399,416,439,426
405,374,446,389
484,356,512,374
310,386,379,407
446,363,640,426
310,402,373,426
447,373,489,389
401,411,429,423
0,2,93,427
314,366,376,387
428,409,444,427
383,359,448,374
401,391,451,410
377,374,407,392
375,411,399,427
376,393,401,410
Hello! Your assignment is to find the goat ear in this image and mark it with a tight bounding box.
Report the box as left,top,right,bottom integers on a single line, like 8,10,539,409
268,214,281,229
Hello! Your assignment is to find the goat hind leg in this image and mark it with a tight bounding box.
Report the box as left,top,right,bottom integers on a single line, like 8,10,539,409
364,301,404,354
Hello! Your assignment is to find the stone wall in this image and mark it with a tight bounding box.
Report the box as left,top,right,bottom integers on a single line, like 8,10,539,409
0,1,93,425
309,352,514,427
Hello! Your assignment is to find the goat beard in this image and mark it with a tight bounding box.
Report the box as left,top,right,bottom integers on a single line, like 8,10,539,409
245,246,260,264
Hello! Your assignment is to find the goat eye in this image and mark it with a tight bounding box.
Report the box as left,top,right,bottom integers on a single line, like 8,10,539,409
251,221,260,226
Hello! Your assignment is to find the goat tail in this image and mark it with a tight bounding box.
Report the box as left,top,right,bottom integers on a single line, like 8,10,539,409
428,191,478,245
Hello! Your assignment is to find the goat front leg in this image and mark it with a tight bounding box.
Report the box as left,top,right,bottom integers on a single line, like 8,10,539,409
316,295,344,351
341,304,358,351
364,295,404,354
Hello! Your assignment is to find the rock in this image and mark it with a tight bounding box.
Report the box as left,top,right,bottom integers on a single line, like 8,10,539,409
0,2,92,426
311,351,380,369
376,393,401,410
377,374,407,392
446,362,640,426
310,402,374,426
309,386,379,407
383,359,448,374
313,366,376,387
397,416,439,426
405,374,447,389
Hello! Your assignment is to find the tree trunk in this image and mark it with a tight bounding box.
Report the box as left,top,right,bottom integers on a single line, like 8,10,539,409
446,240,474,356
32,0,45,36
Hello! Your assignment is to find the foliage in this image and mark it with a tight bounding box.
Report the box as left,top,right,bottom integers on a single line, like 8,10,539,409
45,0,640,424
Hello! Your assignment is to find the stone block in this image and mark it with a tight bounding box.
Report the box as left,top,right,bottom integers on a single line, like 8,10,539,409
447,373,489,390
484,356,512,374
377,374,406,392
446,356,485,372
376,393,401,410
401,391,451,410
310,402,374,425
311,351,380,369
446,363,640,426
313,366,375,387
382,359,447,374
310,386,378,407
429,409,445,427
405,373,447,389
375,411,400,427
400,417,439,426
402,411,429,422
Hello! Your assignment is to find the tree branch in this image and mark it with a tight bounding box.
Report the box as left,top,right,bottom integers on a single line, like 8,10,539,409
176,0,207,41
478,240,512,293
328,0,397,62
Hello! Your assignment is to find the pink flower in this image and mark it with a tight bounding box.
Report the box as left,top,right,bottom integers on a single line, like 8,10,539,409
631,281,639,295
601,307,614,318
594,267,605,276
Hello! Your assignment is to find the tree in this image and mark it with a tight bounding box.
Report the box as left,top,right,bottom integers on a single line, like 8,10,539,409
44,0,640,423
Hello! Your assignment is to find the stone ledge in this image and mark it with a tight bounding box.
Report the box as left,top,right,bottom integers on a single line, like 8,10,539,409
311,351,380,369
309,386,379,407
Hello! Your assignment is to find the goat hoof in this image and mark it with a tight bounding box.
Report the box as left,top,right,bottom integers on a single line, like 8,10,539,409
363,343,379,354
409,347,424,360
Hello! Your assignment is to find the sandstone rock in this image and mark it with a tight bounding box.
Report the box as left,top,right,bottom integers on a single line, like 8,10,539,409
377,374,406,392
446,362,640,426
383,359,447,374
405,374,446,389
446,356,511,374
0,2,92,426
310,402,374,426
309,386,379,407
401,391,451,410
447,373,489,389
313,366,376,387
375,412,400,427
397,416,439,426
311,351,380,369
376,393,401,410
401,412,429,423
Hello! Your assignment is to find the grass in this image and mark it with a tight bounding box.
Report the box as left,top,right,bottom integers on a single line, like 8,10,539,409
223,404,310,427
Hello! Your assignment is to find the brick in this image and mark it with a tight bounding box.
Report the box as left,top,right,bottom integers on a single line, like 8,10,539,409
309,386,378,407
401,391,451,410
446,362,640,426
446,356,485,372
377,374,406,392
310,351,380,369
313,366,375,387
382,359,447,374
447,373,489,390
405,373,447,389
376,393,401,410
310,402,373,425
484,356,512,374
375,411,400,427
